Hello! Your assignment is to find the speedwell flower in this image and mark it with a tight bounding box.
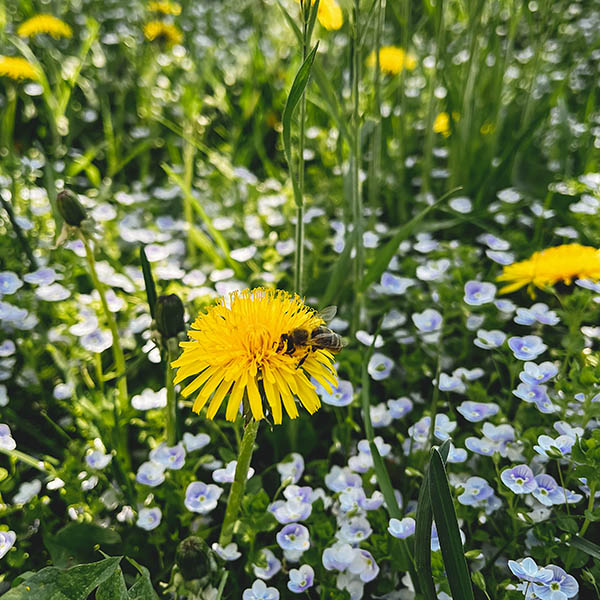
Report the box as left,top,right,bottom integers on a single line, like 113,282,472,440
497,243,600,295
171,288,338,423
0,56,38,81
17,14,72,39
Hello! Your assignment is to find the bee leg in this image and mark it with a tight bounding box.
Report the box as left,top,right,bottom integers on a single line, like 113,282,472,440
296,353,308,369
277,334,289,353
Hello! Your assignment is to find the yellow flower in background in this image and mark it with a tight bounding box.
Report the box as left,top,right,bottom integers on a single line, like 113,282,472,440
433,111,460,137
497,244,600,295
296,0,343,31
171,288,339,424
0,56,38,81
480,121,496,135
17,14,72,39
367,46,417,75
143,21,183,46
148,1,181,16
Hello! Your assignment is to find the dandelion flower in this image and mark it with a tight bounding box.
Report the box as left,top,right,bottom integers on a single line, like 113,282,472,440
148,1,182,15
143,21,183,46
17,14,72,39
433,112,460,138
0,56,38,81
497,244,600,295
171,288,339,423
366,46,417,75
296,0,343,31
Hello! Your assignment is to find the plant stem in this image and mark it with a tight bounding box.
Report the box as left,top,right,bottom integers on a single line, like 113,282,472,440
166,337,179,446
218,417,260,547
0,447,57,476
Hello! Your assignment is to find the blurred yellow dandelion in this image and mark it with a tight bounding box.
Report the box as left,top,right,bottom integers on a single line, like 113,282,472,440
367,46,417,75
296,0,343,31
433,111,460,137
0,56,38,81
497,244,600,295
17,14,72,39
143,21,183,46
171,288,339,424
148,1,181,16
480,121,496,135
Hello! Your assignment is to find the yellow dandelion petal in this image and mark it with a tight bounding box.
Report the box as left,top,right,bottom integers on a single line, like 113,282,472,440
18,14,72,39
172,288,340,423
0,56,38,81
148,1,181,15
143,21,183,46
367,46,417,75
295,0,343,31
497,244,600,296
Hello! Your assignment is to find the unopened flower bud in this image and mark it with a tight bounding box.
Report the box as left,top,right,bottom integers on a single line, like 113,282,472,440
57,189,87,227
175,536,211,580
155,293,185,339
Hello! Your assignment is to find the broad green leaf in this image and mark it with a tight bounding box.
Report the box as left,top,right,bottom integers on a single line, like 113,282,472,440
282,43,319,207
429,449,475,600
414,440,451,600
97,566,128,600
2,557,121,600
140,245,158,319
568,535,600,560
360,189,459,292
126,557,160,600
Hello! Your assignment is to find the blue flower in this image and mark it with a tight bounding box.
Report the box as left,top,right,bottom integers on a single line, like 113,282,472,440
379,272,414,295
388,517,415,539
182,432,210,452
0,530,16,559
242,579,280,600
317,379,354,407
322,542,356,571
457,401,499,422
532,565,579,599
136,507,161,531
533,435,575,458
136,461,165,487
337,517,373,544
85,449,112,470
532,474,562,506
387,397,413,419
367,353,394,380
458,477,494,506
212,542,241,561
446,443,468,463
213,460,254,483
514,303,560,326
347,549,379,583
253,548,282,580
412,309,443,333
0,272,23,296
184,481,223,513
149,443,186,470
513,383,549,405
277,453,305,484
287,564,314,593
508,557,553,583
478,233,510,250
464,281,496,306
474,329,506,349
519,361,558,385
276,523,310,552
508,335,547,360
23,267,59,286
501,465,537,494
324,466,362,493
495,299,516,313
437,373,466,393
0,423,16,451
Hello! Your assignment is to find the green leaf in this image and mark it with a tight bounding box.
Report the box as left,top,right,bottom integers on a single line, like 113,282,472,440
277,1,302,45
429,449,475,600
126,558,160,600
569,535,600,560
282,42,319,207
97,567,128,600
2,557,121,600
414,440,451,600
360,189,460,292
139,245,158,319
320,233,354,308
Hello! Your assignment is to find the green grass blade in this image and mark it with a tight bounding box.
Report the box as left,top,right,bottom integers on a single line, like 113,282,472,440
320,235,353,308
568,535,600,560
282,42,319,207
360,187,460,292
414,440,451,600
429,449,475,600
277,0,303,45
139,245,158,320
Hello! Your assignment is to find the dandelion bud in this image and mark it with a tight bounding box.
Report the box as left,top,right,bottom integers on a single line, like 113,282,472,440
175,536,211,580
57,189,86,227
155,293,185,339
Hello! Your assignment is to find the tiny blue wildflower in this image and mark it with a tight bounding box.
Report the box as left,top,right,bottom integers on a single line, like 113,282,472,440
474,329,506,349
370,402,393,427
184,481,223,513
348,549,379,583
486,250,515,265
136,507,161,531
270,499,312,524
532,474,562,506
131,388,167,410
532,565,579,599
182,432,210,452
457,476,494,506
242,579,280,600
495,298,517,313
276,453,304,484
508,557,553,583
457,401,499,422
337,517,373,544
533,435,575,458
519,361,558,385
0,530,16,559
13,480,41,504
136,461,165,487
416,258,451,281
576,278,600,293
213,460,254,483
0,272,23,295
322,543,356,572
464,280,496,306
149,443,186,470
466,314,486,330
317,378,354,407
501,464,537,494
388,517,415,539
0,424,16,451
23,267,59,286
287,564,314,593
324,466,362,493
508,335,547,360
85,449,112,470
379,272,414,294
412,309,443,332
367,353,394,380
253,548,282,580
212,542,241,561
276,523,310,552
437,373,466,393
446,443,468,463
387,397,413,419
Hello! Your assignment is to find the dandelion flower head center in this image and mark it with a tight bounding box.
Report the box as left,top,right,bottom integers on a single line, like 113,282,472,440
172,288,339,424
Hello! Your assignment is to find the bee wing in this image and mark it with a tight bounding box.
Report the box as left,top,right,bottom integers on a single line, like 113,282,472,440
318,305,337,322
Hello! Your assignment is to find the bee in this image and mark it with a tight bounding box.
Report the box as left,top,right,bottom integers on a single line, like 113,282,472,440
277,306,343,365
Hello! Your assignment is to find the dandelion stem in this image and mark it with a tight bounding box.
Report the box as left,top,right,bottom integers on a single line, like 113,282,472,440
166,337,179,446
218,417,260,547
